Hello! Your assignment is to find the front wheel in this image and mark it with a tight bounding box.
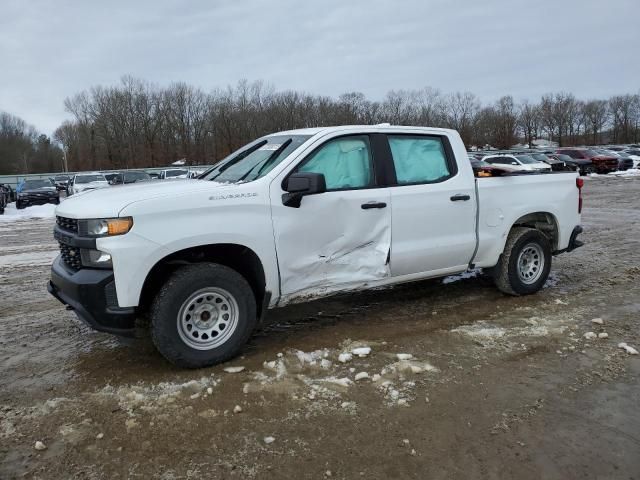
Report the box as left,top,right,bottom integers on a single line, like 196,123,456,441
151,263,257,368
492,227,552,296
16,201,25,209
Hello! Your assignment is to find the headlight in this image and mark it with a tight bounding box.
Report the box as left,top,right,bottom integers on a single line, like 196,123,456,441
80,249,112,268
83,217,133,237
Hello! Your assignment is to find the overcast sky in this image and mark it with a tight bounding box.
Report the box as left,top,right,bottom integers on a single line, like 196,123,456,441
1,0,638,135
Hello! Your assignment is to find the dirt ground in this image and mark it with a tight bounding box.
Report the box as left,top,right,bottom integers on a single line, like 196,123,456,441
1,176,639,479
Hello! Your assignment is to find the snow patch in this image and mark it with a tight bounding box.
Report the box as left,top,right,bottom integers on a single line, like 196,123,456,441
0,203,57,222
0,250,59,268
618,343,639,355
442,269,481,284
96,377,219,414
451,322,507,339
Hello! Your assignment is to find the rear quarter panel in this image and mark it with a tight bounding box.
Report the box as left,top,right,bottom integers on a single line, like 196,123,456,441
474,172,580,268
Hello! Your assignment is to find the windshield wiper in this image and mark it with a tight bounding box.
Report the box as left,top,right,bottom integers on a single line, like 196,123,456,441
210,141,268,181
237,139,292,183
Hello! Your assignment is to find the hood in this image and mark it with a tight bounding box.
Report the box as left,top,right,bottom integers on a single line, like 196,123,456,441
57,179,230,219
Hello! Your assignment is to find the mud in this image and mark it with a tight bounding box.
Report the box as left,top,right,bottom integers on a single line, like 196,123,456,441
1,176,639,479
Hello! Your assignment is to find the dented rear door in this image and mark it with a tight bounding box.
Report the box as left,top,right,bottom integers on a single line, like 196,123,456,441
270,134,391,304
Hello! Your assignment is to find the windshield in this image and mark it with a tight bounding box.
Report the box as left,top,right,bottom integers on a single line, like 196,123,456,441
23,179,53,189
585,150,600,157
166,169,188,177
202,135,312,183
516,155,537,164
54,175,69,181
76,175,106,184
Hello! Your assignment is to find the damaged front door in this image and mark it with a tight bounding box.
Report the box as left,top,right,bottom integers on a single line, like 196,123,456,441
270,134,391,304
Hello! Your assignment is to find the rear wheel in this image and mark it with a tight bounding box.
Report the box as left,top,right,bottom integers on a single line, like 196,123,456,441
151,263,257,368
16,200,25,209
492,227,552,296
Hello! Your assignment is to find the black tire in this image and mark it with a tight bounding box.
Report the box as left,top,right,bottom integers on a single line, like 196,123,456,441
16,201,24,210
52,197,60,205
151,263,257,368
492,227,552,296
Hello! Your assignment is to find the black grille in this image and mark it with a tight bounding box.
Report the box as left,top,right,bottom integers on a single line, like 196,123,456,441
56,216,78,233
59,242,82,270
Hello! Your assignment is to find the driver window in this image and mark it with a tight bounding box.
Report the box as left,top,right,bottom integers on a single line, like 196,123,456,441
297,135,373,190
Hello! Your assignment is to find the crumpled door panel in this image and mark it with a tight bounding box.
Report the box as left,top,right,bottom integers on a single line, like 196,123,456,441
273,192,391,305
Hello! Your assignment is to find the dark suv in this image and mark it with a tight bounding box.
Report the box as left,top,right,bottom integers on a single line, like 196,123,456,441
16,179,60,209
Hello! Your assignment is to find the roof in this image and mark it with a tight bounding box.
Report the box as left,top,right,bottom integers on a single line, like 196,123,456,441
268,125,457,138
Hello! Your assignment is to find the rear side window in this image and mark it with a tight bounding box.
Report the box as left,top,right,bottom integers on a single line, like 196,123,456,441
388,135,452,184
297,135,374,190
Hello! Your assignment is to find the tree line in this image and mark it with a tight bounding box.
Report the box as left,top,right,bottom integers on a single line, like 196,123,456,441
2,77,640,174
0,112,64,175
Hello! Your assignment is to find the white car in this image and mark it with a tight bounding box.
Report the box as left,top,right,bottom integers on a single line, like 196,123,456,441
68,173,110,195
482,154,552,172
50,125,583,368
158,168,189,180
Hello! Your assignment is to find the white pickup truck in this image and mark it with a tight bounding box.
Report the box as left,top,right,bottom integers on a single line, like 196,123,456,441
49,125,584,368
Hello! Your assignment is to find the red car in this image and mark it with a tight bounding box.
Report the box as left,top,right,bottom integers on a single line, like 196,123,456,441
556,148,618,174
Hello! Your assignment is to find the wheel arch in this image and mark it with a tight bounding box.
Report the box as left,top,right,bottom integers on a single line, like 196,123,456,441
509,211,559,251
139,243,267,317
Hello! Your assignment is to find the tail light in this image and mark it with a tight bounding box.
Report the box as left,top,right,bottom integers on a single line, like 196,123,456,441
576,177,584,213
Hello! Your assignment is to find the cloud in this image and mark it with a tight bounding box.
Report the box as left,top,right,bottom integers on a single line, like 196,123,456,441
1,0,638,135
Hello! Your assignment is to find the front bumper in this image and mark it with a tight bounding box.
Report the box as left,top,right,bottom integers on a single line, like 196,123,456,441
48,256,136,336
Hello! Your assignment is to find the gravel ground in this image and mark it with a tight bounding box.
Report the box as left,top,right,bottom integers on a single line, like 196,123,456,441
1,176,639,479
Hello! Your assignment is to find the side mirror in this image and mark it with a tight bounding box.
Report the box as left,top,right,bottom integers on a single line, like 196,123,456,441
282,172,326,208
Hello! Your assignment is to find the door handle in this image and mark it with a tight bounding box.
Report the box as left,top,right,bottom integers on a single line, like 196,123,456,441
450,194,471,202
361,201,387,209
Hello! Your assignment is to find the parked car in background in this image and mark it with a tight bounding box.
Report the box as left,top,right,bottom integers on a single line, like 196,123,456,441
622,149,640,168
109,171,152,185
469,158,518,176
158,168,189,180
16,179,60,209
103,172,120,184
593,149,633,171
148,172,161,179
556,148,618,174
68,173,110,196
52,175,71,191
549,154,594,176
0,184,9,214
482,154,551,172
524,152,566,171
